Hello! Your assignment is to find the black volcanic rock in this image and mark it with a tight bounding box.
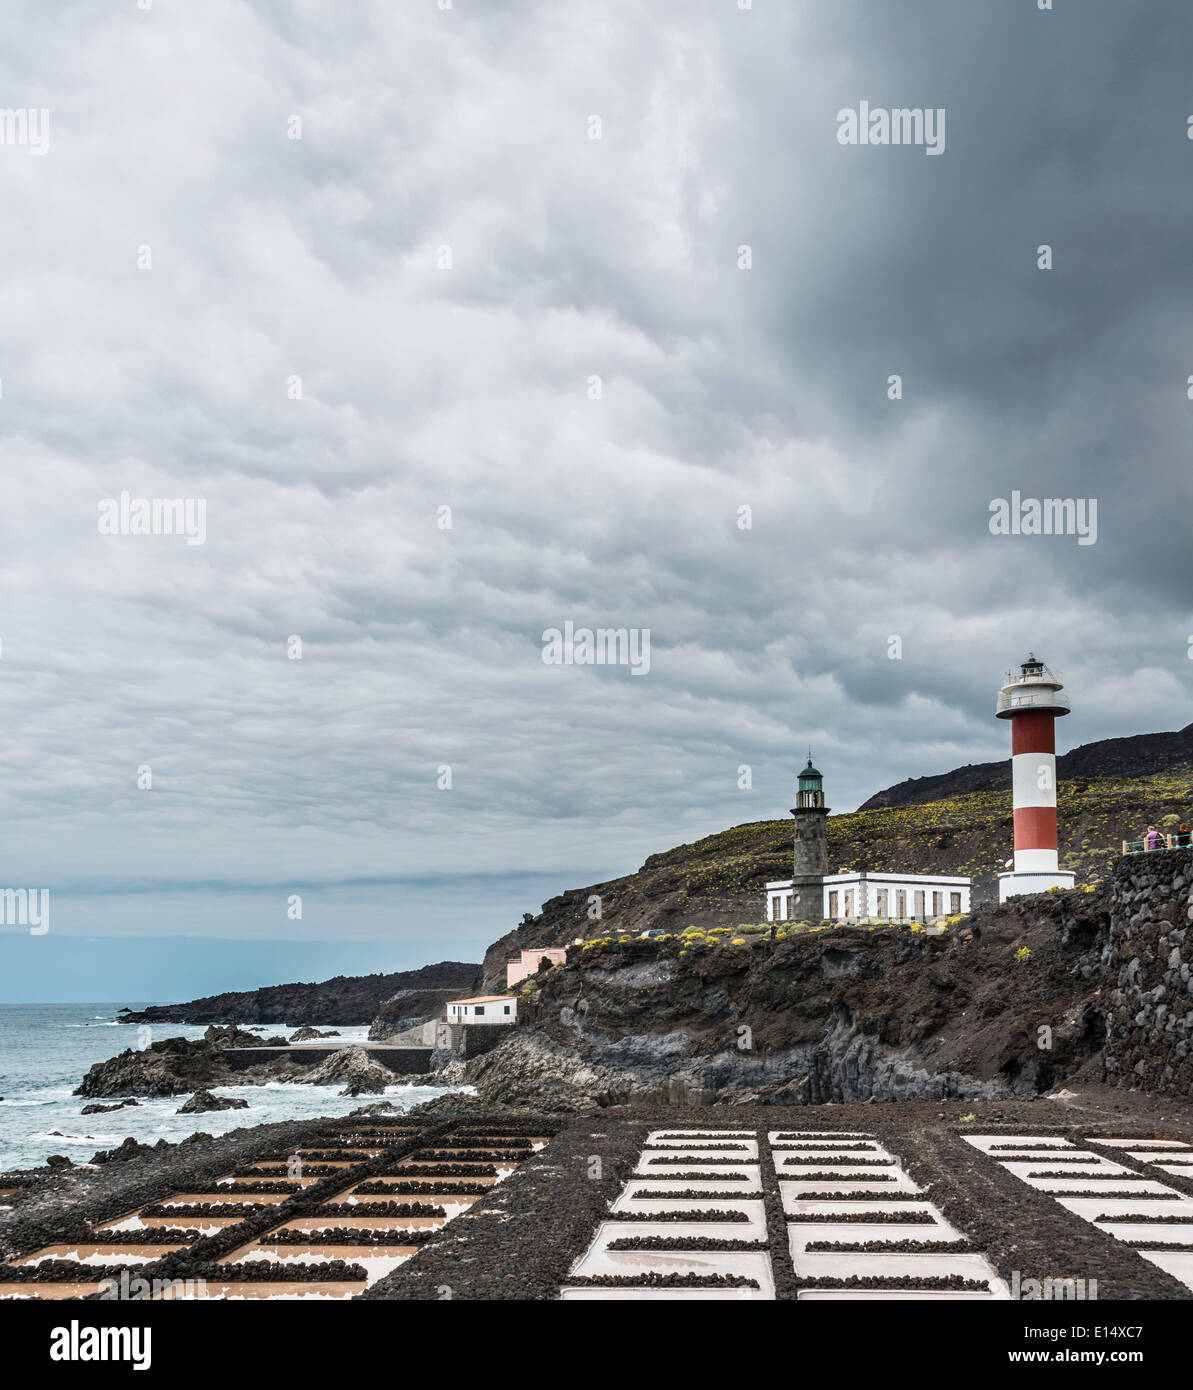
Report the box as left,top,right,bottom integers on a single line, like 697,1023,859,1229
465,887,1114,1109
90,1136,170,1165
176,1089,249,1114
74,1035,294,1099
859,722,1193,810
204,1024,271,1048
75,1037,230,1099
308,1046,395,1095
118,961,481,1026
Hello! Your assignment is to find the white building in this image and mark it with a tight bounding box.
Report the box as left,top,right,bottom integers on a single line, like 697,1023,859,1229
444,994,517,1024
765,870,971,924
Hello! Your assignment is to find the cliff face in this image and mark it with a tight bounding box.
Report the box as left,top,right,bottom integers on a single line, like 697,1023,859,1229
464,887,1110,1110
859,722,1193,810
120,961,481,1027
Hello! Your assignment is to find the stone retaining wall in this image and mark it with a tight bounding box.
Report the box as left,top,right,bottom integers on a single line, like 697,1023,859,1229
1103,848,1193,1096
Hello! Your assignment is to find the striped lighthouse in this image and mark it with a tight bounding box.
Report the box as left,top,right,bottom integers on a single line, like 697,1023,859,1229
996,654,1076,902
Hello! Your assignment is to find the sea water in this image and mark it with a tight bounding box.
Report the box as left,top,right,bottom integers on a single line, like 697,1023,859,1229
0,1003,455,1172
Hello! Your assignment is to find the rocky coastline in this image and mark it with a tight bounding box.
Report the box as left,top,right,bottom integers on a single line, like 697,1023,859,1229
73,1028,437,1101
56,851,1193,1128
446,882,1111,1111
117,960,481,1027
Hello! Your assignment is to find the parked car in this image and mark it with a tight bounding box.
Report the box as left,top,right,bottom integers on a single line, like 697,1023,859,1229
638,928,668,939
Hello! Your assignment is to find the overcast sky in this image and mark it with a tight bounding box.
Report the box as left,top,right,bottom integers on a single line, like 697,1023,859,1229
2,1,1190,998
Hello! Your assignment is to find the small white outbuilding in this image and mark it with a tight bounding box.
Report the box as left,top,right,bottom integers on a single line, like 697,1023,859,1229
445,995,517,1024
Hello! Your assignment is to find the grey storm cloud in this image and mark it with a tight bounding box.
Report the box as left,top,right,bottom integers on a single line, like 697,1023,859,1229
0,0,1188,950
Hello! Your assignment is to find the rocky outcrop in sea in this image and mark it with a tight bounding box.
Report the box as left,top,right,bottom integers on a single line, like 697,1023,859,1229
176,1089,249,1114
308,1046,397,1096
74,1028,294,1099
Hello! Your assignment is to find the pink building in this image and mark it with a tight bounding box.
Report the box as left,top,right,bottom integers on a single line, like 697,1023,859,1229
506,946,568,989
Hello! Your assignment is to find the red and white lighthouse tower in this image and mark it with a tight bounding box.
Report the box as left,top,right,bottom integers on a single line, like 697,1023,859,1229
996,654,1076,901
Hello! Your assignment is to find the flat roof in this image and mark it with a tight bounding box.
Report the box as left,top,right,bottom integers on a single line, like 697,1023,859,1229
446,995,515,1005
766,873,971,888
821,873,971,885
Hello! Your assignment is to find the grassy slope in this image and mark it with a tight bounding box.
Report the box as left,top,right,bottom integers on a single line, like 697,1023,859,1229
482,768,1193,986
653,769,1193,903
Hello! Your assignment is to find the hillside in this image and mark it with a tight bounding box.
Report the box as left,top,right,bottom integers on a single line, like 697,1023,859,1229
859,721,1193,809
481,768,1193,991
119,960,481,1026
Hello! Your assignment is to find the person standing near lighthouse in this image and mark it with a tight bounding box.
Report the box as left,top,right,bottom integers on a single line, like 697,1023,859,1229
996,655,1077,902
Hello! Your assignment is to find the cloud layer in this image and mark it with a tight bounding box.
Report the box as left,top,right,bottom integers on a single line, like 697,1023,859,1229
0,0,1189,957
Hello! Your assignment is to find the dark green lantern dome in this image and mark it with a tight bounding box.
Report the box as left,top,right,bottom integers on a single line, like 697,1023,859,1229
794,756,826,810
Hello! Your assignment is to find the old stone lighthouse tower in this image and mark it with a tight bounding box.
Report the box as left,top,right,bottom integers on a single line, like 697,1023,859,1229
789,757,829,921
